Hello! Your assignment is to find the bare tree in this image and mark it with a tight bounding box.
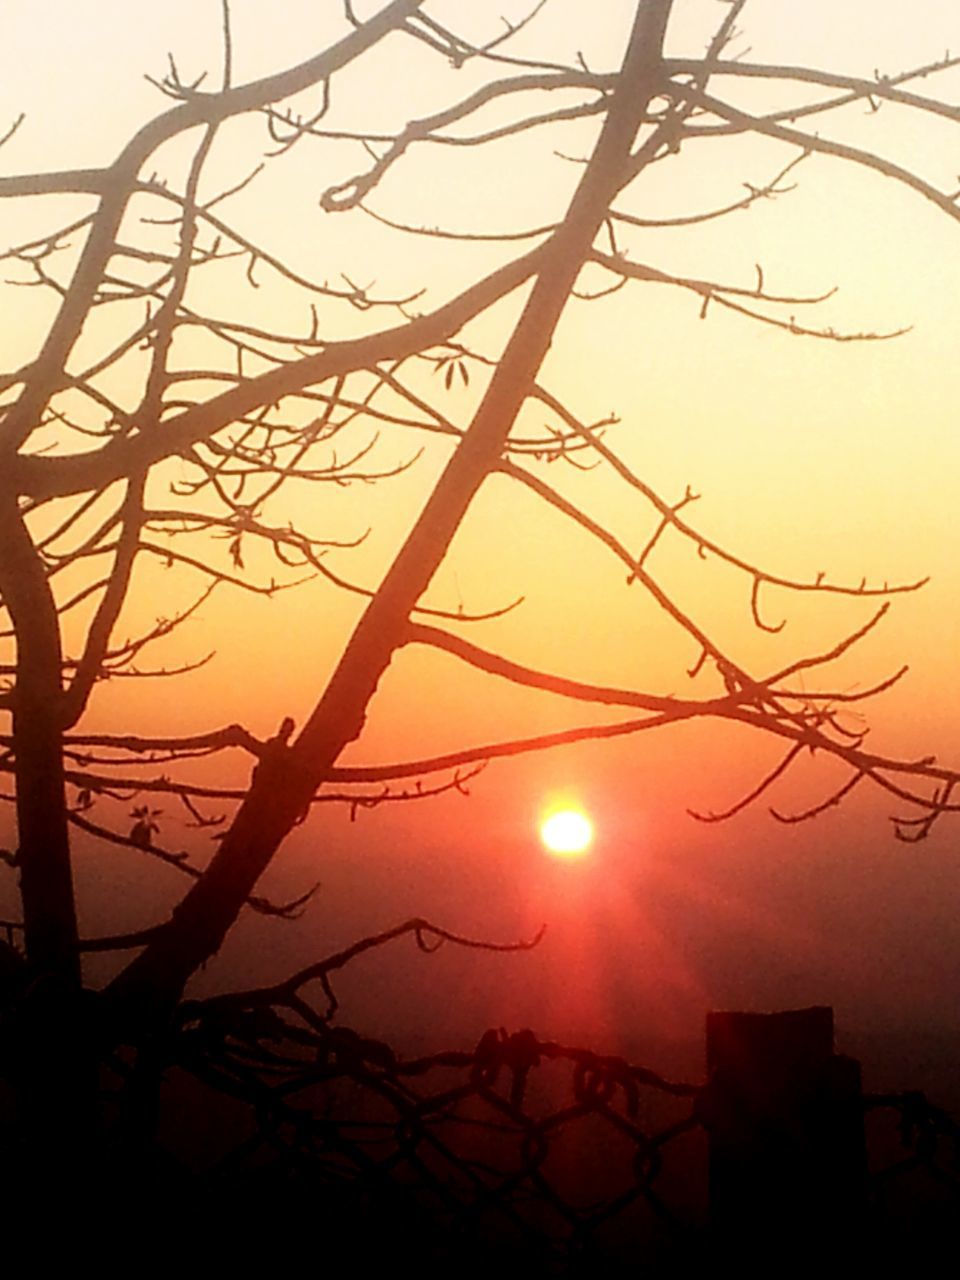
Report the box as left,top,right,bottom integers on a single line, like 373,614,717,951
1,0,959,1184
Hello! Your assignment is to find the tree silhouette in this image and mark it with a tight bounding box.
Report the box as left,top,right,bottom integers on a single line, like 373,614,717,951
1,0,960,1189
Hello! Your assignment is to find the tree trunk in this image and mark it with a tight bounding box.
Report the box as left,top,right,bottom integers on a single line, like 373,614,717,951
106,0,677,1034
0,495,80,982
0,495,98,1187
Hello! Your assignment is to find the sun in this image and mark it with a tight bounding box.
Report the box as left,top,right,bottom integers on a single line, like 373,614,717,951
540,808,594,859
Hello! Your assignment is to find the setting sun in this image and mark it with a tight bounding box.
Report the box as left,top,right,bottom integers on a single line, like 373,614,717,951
540,809,594,859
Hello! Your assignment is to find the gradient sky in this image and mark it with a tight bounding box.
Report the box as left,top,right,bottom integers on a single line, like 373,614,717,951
3,1,960,1088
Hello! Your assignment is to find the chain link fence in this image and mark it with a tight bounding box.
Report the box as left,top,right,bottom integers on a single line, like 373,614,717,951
154,1014,960,1267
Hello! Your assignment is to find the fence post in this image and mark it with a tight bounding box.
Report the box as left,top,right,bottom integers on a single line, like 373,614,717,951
702,1006,866,1244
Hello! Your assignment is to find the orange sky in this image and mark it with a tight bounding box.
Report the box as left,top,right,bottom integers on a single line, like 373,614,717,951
3,1,960,1083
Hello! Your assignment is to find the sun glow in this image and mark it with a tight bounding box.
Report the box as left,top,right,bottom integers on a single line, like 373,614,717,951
540,808,594,859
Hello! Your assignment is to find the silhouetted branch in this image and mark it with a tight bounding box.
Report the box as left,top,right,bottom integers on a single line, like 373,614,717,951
771,769,867,824
531,386,926,604
183,916,546,1024
690,742,805,822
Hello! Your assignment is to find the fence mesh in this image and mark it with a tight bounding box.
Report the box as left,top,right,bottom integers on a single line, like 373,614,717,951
160,1012,960,1265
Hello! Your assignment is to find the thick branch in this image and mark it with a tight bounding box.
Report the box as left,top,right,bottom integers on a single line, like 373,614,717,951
14,242,547,503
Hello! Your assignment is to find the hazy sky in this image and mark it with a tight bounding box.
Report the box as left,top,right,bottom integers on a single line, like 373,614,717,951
3,1,960,1082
